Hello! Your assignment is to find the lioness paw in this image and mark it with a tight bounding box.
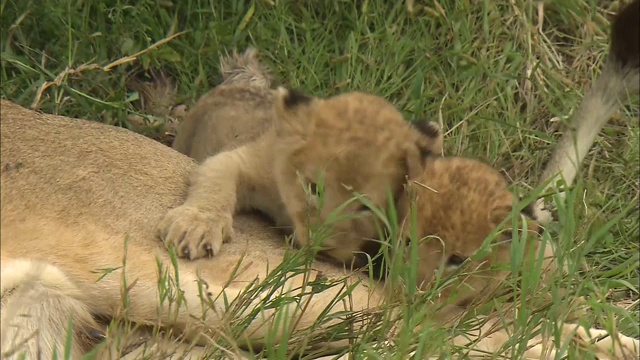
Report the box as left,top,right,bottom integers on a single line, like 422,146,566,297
156,206,234,260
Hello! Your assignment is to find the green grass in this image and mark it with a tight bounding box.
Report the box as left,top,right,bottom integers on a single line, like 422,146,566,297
2,0,638,359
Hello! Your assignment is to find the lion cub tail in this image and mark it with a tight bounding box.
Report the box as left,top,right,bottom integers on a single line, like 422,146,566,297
219,47,274,89
1,258,100,359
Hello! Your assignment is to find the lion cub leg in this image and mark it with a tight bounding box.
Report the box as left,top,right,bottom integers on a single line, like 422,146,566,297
157,134,279,260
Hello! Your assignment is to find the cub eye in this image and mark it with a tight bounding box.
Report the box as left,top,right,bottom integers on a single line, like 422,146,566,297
446,254,467,268
356,204,371,213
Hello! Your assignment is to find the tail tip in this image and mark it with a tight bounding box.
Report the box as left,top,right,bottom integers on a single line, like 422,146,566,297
610,0,640,69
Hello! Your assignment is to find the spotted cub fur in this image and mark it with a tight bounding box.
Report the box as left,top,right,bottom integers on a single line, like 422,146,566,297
157,48,443,265
395,156,550,320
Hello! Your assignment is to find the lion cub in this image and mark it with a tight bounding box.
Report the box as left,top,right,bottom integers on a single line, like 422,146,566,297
396,156,548,320
157,48,443,264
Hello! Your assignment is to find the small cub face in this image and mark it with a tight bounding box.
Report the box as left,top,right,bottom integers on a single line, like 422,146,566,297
402,157,543,320
272,88,442,264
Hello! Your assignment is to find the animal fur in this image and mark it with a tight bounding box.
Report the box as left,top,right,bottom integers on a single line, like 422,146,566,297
1,99,638,359
161,47,444,266
0,99,386,359
534,0,640,224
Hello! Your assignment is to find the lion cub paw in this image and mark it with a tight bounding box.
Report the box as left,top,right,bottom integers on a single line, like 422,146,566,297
156,206,234,260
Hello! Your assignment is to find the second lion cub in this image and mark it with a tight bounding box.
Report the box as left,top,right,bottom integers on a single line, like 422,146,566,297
157,48,443,264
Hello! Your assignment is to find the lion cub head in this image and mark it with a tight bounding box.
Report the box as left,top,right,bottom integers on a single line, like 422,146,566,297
271,87,442,265
400,156,545,320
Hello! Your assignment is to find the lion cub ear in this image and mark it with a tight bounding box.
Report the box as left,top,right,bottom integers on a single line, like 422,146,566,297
404,119,444,179
411,119,444,158
274,86,316,140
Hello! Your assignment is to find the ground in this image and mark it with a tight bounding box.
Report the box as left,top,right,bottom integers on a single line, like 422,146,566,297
1,0,638,358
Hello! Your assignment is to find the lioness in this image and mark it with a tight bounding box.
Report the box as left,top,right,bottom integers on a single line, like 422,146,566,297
2,100,639,359
156,48,444,266
533,0,639,224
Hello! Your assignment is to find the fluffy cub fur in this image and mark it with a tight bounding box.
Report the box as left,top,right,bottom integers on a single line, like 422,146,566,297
158,49,443,265
171,48,276,161
397,157,547,311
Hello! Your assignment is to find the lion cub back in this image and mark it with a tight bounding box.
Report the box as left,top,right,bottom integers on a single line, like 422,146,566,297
172,48,276,162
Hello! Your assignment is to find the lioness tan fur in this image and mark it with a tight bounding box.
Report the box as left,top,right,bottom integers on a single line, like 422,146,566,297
533,0,639,224
158,49,444,266
0,99,384,359
2,100,639,360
